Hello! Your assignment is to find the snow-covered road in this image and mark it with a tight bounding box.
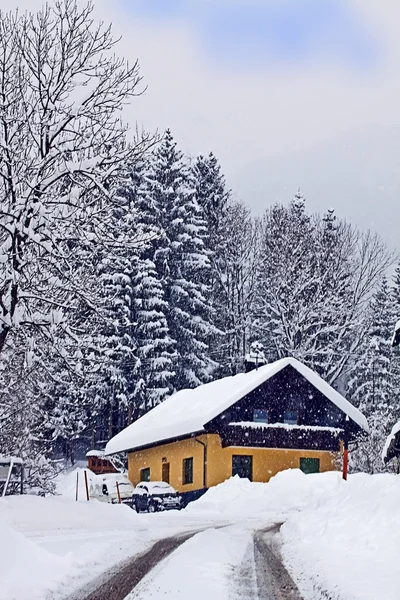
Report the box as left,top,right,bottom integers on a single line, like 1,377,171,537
75,523,302,600
3,470,400,600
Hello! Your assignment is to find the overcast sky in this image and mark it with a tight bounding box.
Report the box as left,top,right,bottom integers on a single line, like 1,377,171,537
6,1,400,249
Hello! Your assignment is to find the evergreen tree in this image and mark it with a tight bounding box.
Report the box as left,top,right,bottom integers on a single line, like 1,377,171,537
150,130,216,388
131,256,176,412
193,153,231,372
91,171,139,439
349,278,400,473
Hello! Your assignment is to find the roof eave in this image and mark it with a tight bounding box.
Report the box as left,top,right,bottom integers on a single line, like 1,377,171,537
105,430,206,456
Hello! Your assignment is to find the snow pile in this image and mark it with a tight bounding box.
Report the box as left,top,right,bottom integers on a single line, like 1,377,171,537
186,470,341,520
188,470,400,600
281,473,400,600
1,492,140,535
0,491,147,600
0,516,71,600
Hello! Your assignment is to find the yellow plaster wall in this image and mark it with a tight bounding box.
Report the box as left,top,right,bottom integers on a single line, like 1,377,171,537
128,434,338,493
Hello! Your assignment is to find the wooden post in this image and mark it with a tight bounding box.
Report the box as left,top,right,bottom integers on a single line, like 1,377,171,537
343,416,349,481
116,480,122,504
75,471,79,502
84,470,90,501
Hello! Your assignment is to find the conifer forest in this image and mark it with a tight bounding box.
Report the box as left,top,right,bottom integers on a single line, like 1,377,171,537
0,1,398,491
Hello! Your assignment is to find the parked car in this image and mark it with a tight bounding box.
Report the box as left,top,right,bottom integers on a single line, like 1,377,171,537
132,481,182,512
89,473,135,505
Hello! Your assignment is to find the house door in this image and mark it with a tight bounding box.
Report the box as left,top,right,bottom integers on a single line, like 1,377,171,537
162,462,170,483
232,455,253,481
300,458,320,474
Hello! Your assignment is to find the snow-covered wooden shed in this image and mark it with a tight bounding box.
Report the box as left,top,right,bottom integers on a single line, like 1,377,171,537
105,357,368,503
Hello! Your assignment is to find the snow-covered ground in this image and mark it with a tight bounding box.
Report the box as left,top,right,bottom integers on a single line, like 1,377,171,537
2,468,400,600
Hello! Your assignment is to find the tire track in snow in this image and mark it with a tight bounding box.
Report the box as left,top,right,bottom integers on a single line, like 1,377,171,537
254,524,304,600
71,531,197,600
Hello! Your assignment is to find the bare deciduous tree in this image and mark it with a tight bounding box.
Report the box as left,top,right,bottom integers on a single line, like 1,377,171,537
0,0,152,354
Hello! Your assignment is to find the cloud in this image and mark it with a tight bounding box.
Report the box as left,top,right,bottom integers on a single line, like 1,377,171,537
126,0,379,71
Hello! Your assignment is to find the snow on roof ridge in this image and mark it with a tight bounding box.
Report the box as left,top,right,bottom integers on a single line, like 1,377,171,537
105,356,368,455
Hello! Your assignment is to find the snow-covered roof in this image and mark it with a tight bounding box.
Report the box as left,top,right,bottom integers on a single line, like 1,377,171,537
105,357,369,455
0,456,24,465
382,421,400,464
86,450,105,458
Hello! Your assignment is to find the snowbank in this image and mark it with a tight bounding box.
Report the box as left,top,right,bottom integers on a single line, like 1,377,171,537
0,480,147,600
186,469,341,520
281,473,400,600
188,470,400,600
0,516,71,600
1,492,139,534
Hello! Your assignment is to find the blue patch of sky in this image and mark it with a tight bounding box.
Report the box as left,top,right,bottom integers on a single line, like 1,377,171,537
123,0,380,70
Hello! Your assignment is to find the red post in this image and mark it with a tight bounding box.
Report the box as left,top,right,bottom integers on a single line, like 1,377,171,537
116,480,122,504
343,416,349,481
343,448,349,481
84,470,90,501
75,471,79,502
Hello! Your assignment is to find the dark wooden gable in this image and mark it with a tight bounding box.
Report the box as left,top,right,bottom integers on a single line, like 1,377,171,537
205,365,361,451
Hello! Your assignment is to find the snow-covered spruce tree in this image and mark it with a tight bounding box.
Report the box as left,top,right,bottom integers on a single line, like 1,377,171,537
254,195,392,385
119,159,176,414
392,262,400,320
150,130,216,389
348,278,400,473
0,1,152,480
92,219,136,439
131,256,176,413
193,152,231,373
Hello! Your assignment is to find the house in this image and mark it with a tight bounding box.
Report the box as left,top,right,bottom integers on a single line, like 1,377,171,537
105,357,368,504
382,422,400,466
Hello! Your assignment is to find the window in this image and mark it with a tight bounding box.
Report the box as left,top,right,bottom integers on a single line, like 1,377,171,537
300,458,320,474
232,455,253,481
253,409,269,423
140,467,150,482
182,457,193,485
283,411,298,425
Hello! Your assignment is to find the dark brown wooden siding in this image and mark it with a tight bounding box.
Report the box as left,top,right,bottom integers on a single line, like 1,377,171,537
219,424,341,451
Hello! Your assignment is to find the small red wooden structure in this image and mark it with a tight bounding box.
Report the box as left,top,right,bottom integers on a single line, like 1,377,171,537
86,450,118,475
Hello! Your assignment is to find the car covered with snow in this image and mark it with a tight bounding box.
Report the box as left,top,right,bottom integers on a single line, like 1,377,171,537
132,481,182,512
89,473,135,505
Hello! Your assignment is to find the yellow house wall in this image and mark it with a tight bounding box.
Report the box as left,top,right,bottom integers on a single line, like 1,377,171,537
128,434,338,493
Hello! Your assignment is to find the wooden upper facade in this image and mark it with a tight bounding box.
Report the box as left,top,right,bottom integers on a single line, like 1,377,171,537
206,365,356,453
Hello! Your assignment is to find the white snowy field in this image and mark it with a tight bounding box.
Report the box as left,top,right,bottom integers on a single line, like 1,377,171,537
2,469,400,600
